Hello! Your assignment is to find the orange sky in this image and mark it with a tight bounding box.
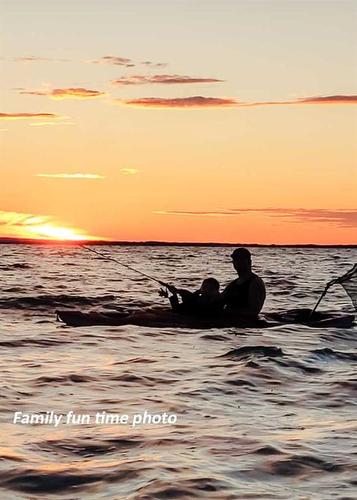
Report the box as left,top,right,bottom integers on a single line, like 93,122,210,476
1,1,356,244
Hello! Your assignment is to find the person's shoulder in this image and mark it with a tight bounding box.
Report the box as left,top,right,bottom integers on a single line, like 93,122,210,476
251,273,265,287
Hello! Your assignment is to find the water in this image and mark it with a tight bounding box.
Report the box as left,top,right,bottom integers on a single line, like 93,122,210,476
0,244,356,499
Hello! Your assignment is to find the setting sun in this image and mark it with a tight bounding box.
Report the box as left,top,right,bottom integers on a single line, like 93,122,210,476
26,223,89,241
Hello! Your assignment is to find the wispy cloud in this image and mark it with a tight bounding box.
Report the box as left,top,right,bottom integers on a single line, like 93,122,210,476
120,168,139,175
243,95,357,107
0,210,51,227
112,74,223,86
15,56,50,62
119,96,238,108
119,94,357,109
92,55,134,67
0,112,61,120
141,61,168,68
11,56,71,63
19,87,106,99
154,208,357,228
36,173,105,179
29,121,76,127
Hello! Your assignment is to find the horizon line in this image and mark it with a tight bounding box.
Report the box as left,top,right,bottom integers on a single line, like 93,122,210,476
0,236,356,248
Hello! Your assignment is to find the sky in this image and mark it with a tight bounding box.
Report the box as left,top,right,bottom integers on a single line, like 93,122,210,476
0,0,356,244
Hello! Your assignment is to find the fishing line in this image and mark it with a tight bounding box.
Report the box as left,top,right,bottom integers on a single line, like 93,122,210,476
80,245,167,286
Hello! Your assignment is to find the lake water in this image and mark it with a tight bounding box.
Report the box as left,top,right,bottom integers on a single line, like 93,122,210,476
0,244,356,499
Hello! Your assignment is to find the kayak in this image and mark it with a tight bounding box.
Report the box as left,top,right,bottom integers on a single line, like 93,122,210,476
56,308,355,329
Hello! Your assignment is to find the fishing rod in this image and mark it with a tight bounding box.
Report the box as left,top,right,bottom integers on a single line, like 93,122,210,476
80,245,168,287
310,263,357,317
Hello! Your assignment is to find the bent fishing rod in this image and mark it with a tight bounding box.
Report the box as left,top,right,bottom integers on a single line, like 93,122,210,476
80,245,168,287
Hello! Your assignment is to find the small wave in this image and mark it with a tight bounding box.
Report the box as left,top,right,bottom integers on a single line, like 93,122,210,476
201,333,231,341
1,469,103,493
0,294,117,310
1,466,140,494
112,357,157,365
225,378,256,388
40,437,142,457
310,348,357,362
221,345,284,359
0,263,31,271
0,338,71,348
34,374,96,386
135,477,232,498
331,379,357,391
273,358,324,374
252,445,285,455
264,454,343,477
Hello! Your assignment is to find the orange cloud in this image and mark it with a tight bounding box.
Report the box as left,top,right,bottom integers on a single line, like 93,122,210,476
244,95,357,107
119,96,238,108
20,88,106,99
119,94,357,109
295,95,357,104
0,112,60,120
36,173,105,179
155,208,357,227
112,74,223,85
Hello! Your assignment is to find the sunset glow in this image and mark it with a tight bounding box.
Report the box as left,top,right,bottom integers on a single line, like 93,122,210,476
0,210,94,241
1,1,356,244
26,224,88,241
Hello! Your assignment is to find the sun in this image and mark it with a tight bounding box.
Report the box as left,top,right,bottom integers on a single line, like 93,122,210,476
26,223,89,241
0,210,101,242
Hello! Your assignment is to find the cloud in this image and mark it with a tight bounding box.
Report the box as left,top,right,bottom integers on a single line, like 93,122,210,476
92,55,134,67
29,121,76,127
141,61,168,68
19,88,106,99
36,173,105,179
154,208,357,228
12,56,70,62
120,168,138,175
294,95,357,105
14,56,50,62
0,112,61,120
242,95,357,107
118,94,357,109
119,96,238,108
112,74,223,86
0,210,51,227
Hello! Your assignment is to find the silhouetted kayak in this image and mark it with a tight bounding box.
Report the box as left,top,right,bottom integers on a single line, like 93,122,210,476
56,308,355,329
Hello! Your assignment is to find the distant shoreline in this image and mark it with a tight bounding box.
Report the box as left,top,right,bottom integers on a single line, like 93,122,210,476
0,237,356,248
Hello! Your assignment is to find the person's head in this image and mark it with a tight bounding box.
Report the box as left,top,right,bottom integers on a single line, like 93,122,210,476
231,248,252,275
200,277,220,296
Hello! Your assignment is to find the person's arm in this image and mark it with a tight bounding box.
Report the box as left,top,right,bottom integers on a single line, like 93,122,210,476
169,293,181,311
177,289,194,302
235,278,266,317
248,277,266,315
